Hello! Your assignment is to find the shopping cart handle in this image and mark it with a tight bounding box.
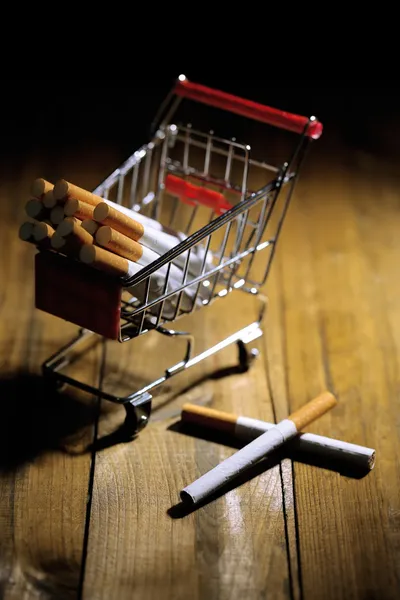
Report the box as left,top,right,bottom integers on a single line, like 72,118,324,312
174,76,323,140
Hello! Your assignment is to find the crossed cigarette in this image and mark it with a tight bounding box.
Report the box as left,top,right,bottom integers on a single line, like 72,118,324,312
179,393,376,504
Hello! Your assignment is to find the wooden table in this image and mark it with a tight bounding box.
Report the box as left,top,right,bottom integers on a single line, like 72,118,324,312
1,109,399,600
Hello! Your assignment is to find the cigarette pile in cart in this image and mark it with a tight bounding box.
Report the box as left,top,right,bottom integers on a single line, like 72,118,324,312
19,178,214,315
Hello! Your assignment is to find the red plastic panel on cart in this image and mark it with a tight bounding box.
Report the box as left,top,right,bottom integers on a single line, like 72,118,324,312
35,251,122,340
165,174,232,215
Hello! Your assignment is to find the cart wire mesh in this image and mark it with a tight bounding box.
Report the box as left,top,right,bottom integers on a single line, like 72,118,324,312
92,117,312,342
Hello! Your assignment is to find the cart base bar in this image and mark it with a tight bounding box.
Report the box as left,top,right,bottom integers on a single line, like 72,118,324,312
42,312,264,437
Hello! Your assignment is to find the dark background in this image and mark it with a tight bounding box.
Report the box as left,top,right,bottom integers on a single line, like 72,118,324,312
0,75,400,202
2,75,400,175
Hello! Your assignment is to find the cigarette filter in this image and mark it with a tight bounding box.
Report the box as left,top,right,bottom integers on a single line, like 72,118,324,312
64,198,95,221
80,244,140,279
19,222,35,242
43,190,57,208
19,221,54,250
30,178,53,200
56,218,81,234
81,219,100,236
32,222,55,250
53,179,102,206
51,219,93,256
50,205,66,225
25,199,49,222
181,403,376,471
180,392,337,504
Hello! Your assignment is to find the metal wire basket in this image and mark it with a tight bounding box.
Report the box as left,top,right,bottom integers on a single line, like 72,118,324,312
36,75,323,435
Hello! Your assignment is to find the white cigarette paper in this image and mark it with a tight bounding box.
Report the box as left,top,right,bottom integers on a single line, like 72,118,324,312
181,404,375,471
125,257,210,317
236,417,375,468
95,200,213,276
79,245,210,318
181,420,297,504
180,392,337,504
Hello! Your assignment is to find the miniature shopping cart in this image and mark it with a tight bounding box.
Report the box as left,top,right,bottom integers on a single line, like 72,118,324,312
36,75,323,435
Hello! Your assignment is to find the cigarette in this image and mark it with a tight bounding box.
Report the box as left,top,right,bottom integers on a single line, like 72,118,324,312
95,225,188,284
25,199,49,221
51,219,93,256
80,243,139,278
30,178,53,200
50,205,66,225
53,179,103,206
81,219,100,236
95,226,145,262
19,222,35,242
181,403,376,471
180,392,338,504
79,243,200,308
56,218,86,237
81,219,99,236
32,222,54,249
50,233,68,250
93,202,145,241
19,221,54,249
43,190,57,208
54,179,211,273
64,198,95,221
93,202,204,275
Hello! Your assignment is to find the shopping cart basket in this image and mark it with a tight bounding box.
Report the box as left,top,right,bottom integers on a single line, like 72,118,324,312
35,75,323,435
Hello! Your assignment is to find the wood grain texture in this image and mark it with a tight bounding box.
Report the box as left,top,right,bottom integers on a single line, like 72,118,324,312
1,118,400,600
275,148,400,600
0,161,107,600
82,293,291,600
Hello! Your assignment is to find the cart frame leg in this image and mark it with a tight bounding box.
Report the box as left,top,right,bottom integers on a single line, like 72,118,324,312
42,294,267,436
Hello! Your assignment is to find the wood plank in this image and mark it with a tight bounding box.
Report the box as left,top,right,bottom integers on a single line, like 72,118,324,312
278,148,400,599
0,163,104,599
81,146,295,598
262,257,302,600
82,289,292,599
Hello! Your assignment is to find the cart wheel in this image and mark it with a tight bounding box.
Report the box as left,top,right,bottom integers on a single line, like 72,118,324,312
122,392,153,439
236,340,260,373
42,369,66,392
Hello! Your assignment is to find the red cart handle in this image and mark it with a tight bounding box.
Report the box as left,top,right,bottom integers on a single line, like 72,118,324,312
174,76,323,140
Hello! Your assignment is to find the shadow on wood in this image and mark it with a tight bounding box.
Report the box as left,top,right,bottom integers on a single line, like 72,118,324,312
0,371,99,471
